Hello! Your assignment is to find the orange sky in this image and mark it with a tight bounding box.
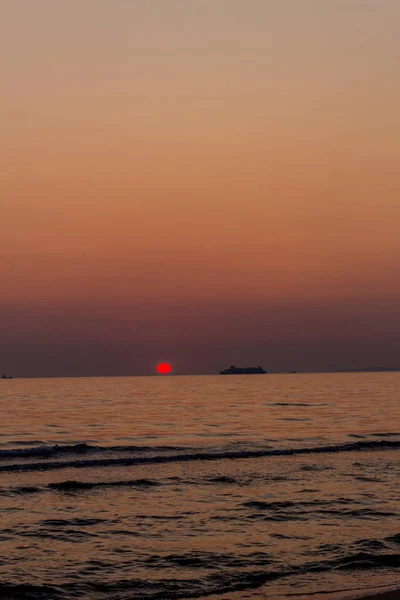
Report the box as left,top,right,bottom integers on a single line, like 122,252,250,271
1,1,400,376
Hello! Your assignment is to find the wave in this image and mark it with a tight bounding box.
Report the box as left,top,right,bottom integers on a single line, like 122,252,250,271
241,501,397,522
0,442,180,460
271,402,328,407
370,432,400,437
1,551,399,599
0,439,399,474
0,474,285,496
48,478,161,491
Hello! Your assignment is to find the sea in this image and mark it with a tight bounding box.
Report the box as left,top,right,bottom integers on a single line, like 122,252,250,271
0,373,399,600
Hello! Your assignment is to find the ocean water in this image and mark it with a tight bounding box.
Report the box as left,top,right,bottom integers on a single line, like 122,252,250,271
0,373,399,600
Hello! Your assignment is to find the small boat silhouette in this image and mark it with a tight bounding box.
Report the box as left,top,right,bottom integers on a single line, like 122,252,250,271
1,374,12,379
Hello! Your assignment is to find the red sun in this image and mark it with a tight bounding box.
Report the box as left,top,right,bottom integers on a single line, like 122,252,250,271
157,362,172,374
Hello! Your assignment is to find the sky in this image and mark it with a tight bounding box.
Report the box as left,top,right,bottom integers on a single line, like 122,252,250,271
1,0,400,376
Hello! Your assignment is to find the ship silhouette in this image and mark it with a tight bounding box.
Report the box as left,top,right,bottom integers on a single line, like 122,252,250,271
219,365,266,375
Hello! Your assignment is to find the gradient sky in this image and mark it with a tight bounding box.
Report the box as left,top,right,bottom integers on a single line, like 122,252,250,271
1,0,400,376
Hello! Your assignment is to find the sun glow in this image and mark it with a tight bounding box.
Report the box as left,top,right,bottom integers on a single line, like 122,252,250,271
157,362,172,374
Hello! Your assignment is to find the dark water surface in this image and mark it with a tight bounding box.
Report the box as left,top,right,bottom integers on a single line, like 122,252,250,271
0,373,399,599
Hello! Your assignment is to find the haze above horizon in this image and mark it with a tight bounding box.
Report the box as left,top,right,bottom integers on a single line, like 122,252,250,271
1,1,400,377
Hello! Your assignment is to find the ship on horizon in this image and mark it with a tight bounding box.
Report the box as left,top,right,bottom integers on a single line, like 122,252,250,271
219,365,266,375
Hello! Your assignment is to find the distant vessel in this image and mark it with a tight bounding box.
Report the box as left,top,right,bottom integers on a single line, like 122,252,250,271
219,365,266,375
1,374,12,379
